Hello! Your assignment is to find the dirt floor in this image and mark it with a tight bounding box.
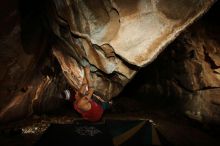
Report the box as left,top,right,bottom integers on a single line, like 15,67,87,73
0,95,220,146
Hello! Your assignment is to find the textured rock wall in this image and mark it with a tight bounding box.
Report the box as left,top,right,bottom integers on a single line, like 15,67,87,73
0,0,67,123
124,2,220,124
50,0,215,100
176,19,220,124
0,0,217,123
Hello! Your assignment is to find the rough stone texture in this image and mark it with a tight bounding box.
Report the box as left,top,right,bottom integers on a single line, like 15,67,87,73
124,2,220,124
53,48,123,100
175,20,220,124
0,0,68,123
0,0,217,123
50,0,215,100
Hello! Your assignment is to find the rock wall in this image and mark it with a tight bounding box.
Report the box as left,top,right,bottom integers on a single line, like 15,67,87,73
50,0,215,100
124,2,220,124
0,0,218,123
0,0,68,123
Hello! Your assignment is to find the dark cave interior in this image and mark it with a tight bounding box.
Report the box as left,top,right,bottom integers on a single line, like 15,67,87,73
0,0,220,146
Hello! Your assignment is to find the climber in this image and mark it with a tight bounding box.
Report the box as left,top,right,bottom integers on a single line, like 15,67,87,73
60,66,112,122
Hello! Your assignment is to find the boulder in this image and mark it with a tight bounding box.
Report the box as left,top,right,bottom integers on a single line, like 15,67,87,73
50,0,215,99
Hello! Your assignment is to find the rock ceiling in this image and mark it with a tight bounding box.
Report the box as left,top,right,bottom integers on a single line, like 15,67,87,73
51,0,215,99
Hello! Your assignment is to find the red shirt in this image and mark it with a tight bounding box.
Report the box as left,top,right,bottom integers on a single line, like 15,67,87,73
73,99,104,122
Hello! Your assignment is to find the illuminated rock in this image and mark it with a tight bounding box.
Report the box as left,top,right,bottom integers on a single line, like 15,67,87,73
51,0,215,99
